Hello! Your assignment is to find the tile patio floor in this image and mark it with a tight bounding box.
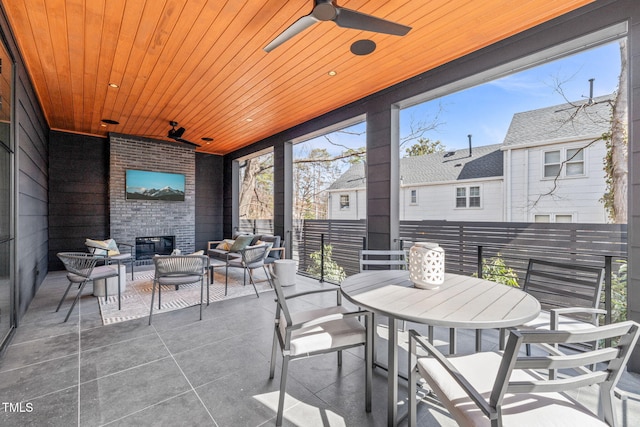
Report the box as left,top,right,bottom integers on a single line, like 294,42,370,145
0,268,638,426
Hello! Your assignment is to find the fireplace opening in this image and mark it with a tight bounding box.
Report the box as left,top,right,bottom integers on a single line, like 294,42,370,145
135,236,175,260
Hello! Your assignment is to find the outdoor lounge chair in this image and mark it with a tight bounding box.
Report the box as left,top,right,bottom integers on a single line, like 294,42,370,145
149,254,209,324
225,244,273,297
56,252,123,322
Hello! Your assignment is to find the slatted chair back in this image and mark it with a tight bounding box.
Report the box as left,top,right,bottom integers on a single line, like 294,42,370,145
409,321,640,427
153,255,208,277
359,249,407,272
523,258,604,324
240,244,272,267
58,252,99,279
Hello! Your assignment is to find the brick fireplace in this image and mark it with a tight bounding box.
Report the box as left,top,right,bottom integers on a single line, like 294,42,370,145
109,134,196,257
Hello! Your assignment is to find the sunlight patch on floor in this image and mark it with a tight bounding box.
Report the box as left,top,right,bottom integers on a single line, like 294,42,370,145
253,391,347,427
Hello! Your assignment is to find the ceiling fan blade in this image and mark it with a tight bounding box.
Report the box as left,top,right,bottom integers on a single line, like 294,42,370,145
264,14,318,52
334,7,411,36
176,138,200,147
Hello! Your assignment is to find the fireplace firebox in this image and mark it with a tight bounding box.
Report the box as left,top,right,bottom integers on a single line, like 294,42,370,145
135,236,175,260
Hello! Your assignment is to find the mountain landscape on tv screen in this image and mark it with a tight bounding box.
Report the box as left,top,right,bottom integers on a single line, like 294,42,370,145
126,185,185,201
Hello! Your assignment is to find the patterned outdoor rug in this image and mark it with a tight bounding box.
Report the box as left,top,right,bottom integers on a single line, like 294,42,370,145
98,267,273,325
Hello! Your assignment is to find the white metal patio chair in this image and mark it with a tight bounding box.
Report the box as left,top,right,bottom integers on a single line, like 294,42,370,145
409,321,640,427
149,254,209,324
56,252,123,322
269,271,372,426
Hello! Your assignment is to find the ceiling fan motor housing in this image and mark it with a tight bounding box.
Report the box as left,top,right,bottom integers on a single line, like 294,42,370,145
314,2,337,21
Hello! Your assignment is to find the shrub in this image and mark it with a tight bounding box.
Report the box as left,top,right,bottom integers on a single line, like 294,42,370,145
474,253,520,287
306,244,346,283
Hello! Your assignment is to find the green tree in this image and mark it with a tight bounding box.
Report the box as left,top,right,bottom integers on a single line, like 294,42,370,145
404,138,446,157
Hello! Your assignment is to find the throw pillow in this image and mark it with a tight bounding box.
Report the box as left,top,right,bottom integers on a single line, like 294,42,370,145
216,239,234,251
105,239,121,256
85,238,120,257
189,250,204,256
230,234,254,252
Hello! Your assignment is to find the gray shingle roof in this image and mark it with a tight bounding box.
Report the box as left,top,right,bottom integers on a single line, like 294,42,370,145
328,144,503,190
328,95,614,190
502,94,613,147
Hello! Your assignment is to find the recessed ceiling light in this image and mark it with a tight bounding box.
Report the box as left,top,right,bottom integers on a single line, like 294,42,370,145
100,123,107,127
108,83,119,88
246,118,253,122
101,119,120,125
328,70,337,76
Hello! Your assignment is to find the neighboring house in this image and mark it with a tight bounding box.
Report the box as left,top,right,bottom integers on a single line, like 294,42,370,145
503,95,613,223
326,144,504,220
326,95,613,223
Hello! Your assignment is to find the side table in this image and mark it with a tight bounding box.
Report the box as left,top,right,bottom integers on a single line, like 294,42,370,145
273,259,296,287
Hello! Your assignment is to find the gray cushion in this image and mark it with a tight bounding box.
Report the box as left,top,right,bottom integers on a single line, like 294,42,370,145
279,306,366,356
260,235,282,260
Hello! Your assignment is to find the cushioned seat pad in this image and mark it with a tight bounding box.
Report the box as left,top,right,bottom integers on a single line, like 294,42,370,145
279,306,366,356
417,352,606,427
157,275,202,286
67,265,120,283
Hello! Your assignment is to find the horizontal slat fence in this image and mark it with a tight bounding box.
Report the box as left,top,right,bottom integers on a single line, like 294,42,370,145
238,219,274,236
399,220,627,281
243,220,626,290
294,219,366,279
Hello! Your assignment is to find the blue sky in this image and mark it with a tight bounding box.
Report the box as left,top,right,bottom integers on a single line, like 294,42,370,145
294,40,622,158
402,40,622,151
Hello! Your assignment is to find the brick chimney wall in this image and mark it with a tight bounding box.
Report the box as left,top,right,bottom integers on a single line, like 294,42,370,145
109,134,196,255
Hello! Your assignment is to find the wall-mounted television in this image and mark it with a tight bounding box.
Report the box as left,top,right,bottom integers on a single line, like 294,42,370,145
125,169,185,201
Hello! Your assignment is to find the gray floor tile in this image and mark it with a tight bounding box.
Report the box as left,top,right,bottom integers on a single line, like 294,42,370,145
79,357,191,426
0,385,78,427
0,354,78,402
80,316,154,350
80,333,171,382
107,391,215,427
197,358,319,427
0,331,79,371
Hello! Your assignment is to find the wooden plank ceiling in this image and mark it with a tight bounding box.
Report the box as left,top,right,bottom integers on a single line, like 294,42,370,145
3,0,593,155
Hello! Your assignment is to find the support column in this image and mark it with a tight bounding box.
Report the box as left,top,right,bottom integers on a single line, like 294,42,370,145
365,101,400,250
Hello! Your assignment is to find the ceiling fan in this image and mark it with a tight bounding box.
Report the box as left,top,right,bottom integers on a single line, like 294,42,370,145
167,121,200,147
264,0,412,52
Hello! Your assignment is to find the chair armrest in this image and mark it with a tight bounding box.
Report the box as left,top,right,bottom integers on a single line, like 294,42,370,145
281,287,340,301
409,330,493,418
208,240,223,251
290,310,370,331
268,246,286,258
117,242,133,249
550,307,607,329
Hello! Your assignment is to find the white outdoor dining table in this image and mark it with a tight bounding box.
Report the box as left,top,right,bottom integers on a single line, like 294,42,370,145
340,270,541,427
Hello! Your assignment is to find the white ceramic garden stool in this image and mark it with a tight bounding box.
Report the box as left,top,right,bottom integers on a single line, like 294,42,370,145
273,259,297,287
